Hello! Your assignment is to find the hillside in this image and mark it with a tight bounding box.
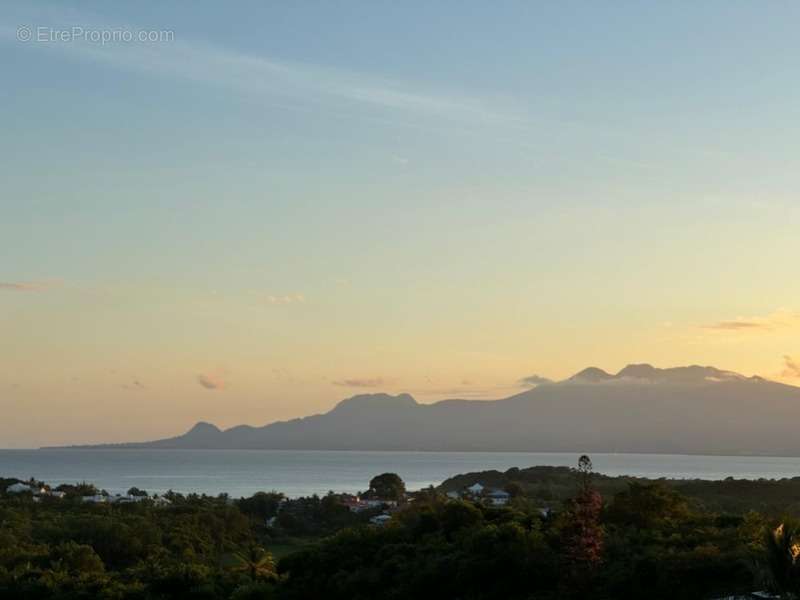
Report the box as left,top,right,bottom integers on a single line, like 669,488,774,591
53,364,800,455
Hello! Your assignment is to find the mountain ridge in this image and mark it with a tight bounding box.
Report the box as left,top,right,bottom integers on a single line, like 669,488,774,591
48,364,800,455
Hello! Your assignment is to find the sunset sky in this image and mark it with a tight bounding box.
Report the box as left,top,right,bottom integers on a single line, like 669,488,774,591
2,2,800,448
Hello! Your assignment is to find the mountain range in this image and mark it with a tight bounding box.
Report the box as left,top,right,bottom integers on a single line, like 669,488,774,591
55,364,800,456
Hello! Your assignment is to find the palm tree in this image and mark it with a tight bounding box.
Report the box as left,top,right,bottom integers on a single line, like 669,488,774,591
231,545,276,582
765,522,800,597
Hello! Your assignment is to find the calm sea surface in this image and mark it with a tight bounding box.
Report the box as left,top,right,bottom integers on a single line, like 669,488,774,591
2,450,800,498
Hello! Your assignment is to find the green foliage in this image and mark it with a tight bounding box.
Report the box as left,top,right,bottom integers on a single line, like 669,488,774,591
280,478,763,600
50,541,106,574
440,466,800,516
606,482,692,529
0,468,793,599
229,545,277,582
504,481,524,498
367,473,406,501
55,481,100,497
271,493,364,536
237,492,283,521
0,487,273,599
764,520,800,596
277,497,557,600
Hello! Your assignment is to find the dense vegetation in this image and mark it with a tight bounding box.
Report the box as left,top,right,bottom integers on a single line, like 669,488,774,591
4,461,800,599
440,464,800,515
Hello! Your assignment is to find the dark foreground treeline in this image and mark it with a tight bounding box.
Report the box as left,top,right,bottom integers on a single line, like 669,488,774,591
2,467,800,600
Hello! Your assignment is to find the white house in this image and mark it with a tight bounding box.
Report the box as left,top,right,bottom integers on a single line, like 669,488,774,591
82,495,108,504
446,490,461,500
487,490,511,506
108,494,148,504
466,483,484,496
365,498,397,509
369,514,392,526
7,483,33,494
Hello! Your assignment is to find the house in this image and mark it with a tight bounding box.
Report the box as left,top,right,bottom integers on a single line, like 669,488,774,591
466,483,484,496
369,514,392,526
340,495,371,512
7,483,33,494
486,490,511,506
82,495,108,504
84,493,151,505
364,498,397,509
109,494,146,504
7,483,68,499
339,494,398,512
447,484,512,507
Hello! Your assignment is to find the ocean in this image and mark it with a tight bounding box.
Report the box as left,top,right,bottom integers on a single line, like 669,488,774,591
2,449,800,498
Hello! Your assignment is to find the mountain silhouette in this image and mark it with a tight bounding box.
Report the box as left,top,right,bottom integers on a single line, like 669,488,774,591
53,364,800,456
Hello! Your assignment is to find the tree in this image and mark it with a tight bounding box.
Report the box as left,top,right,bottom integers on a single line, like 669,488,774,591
55,481,98,497
559,456,604,597
606,481,691,530
577,455,593,489
565,487,604,568
126,487,148,497
238,491,284,520
368,473,406,501
51,542,105,574
440,500,483,537
231,545,277,582
505,482,524,498
765,522,800,596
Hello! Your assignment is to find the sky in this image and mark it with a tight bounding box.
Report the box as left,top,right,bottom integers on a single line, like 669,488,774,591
1,1,800,448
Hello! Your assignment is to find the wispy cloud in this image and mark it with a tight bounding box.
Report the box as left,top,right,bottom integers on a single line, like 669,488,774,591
266,293,305,305
0,9,515,126
406,384,522,399
0,6,692,173
333,377,386,388
519,374,553,387
702,309,800,333
0,280,59,292
706,320,766,331
197,373,225,390
121,379,145,391
783,356,800,379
